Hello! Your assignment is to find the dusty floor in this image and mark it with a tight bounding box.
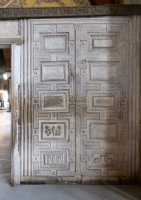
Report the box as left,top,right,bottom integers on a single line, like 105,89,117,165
0,110,11,181
0,110,141,200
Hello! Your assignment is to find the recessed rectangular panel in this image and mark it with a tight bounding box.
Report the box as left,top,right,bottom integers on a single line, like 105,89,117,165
42,65,65,81
91,67,116,81
40,61,69,83
39,120,68,140
93,39,113,48
87,91,120,112
39,91,68,112
87,62,119,83
40,150,67,169
40,33,68,54
44,154,63,164
91,123,117,139
42,123,65,137
87,150,118,169
45,36,66,50
88,33,118,53
93,97,114,107
44,96,63,108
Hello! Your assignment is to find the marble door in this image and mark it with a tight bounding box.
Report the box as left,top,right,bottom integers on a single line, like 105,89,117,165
28,22,76,178
21,18,139,183
80,22,128,182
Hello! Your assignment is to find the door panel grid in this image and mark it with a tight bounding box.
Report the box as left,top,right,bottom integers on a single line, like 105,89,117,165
21,18,137,183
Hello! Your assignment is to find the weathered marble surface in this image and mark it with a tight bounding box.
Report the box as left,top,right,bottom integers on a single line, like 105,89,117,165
19,17,140,184
0,21,19,36
0,16,140,185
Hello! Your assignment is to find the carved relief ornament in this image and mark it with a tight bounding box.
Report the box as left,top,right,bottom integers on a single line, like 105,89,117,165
0,5,141,19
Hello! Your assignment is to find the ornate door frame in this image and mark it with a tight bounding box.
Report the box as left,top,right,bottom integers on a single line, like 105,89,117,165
19,17,140,184
0,38,23,186
0,6,140,184
11,42,22,186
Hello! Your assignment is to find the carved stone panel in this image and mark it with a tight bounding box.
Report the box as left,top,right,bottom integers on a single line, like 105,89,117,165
40,33,68,54
80,21,128,180
25,20,76,178
39,120,68,141
21,18,138,183
39,91,69,112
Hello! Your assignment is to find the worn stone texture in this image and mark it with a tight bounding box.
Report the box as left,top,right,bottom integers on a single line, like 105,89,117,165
0,16,140,185
1,6,141,19
0,21,19,36
19,17,140,184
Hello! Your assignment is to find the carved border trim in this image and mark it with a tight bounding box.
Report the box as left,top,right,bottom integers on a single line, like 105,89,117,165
0,5,141,19
0,36,23,45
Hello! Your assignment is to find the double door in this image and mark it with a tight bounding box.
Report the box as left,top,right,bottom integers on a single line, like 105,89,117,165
21,18,130,182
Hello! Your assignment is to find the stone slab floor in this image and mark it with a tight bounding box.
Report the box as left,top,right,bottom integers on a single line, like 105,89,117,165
0,110,141,200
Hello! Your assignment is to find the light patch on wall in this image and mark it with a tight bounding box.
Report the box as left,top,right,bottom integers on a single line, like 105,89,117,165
0,0,91,8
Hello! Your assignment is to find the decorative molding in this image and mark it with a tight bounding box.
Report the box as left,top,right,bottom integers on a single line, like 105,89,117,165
11,44,21,185
0,36,23,45
19,17,140,183
0,5,141,19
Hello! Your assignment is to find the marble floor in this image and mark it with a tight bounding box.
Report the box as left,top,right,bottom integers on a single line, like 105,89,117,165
0,110,141,200
0,110,11,184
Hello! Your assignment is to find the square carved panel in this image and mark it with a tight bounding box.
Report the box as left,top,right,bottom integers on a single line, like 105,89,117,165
40,33,68,54
87,120,119,141
40,150,68,170
88,33,119,53
87,61,120,82
39,120,68,141
87,91,120,113
87,150,119,170
39,91,69,112
40,61,69,83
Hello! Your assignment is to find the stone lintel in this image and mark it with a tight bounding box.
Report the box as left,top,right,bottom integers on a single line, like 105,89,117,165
0,6,141,19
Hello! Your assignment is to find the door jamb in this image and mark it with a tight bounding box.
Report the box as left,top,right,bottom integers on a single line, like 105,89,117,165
0,37,23,186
